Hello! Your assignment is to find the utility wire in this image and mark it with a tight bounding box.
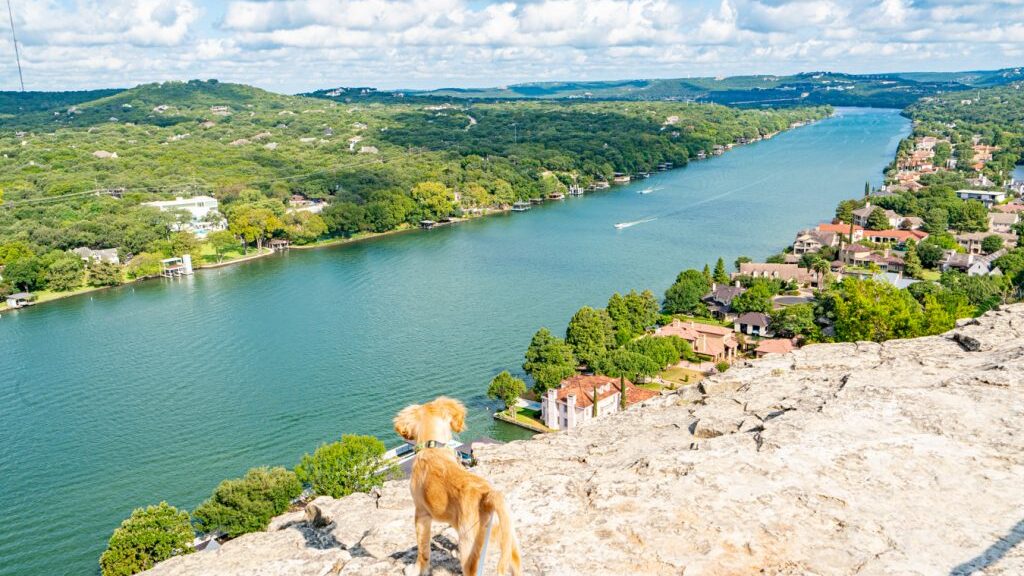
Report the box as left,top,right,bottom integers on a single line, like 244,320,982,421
6,0,24,92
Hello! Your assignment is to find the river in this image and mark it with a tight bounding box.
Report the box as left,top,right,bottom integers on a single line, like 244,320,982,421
0,107,909,576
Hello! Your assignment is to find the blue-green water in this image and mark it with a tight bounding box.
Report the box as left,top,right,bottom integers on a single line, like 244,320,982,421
0,107,908,576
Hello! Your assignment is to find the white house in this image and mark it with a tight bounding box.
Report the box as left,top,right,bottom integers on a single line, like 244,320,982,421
956,189,1006,207
541,375,657,431
71,247,119,265
143,196,225,236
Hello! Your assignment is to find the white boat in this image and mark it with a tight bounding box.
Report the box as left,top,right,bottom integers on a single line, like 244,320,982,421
614,217,656,229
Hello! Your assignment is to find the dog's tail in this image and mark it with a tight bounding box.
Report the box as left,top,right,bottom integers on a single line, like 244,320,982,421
483,490,522,576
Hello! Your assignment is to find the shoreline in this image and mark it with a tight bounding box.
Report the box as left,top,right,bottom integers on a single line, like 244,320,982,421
2,117,824,315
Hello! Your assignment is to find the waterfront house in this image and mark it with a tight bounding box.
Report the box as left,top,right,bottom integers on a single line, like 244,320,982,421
540,375,657,431
992,202,1024,214
702,283,746,319
953,232,1016,255
792,230,830,255
817,222,864,242
956,190,1006,207
612,173,631,184
852,203,903,229
654,319,738,363
862,229,928,245
754,338,794,357
143,196,226,236
5,292,34,309
941,250,1006,276
734,312,772,337
840,244,873,266
989,212,1019,235
736,262,818,286
71,247,119,265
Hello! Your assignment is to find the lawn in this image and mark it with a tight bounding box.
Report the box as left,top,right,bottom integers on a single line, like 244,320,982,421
658,366,706,387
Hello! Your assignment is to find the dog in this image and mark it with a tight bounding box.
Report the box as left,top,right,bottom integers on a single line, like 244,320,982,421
394,397,522,576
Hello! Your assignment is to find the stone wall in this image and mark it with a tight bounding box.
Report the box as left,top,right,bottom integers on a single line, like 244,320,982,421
145,305,1024,575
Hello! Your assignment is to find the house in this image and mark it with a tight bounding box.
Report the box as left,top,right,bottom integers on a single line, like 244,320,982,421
941,250,1006,276
989,212,1019,234
143,196,226,236
702,283,745,319
862,229,928,245
71,247,119,265
654,319,738,363
870,272,919,289
734,312,772,337
901,216,925,230
540,375,658,430
852,203,902,228
5,292,34,309
956,190,1006,207
817,222,864,242
736,262,818,286
754,338,794,357
792,229,840,254
952,232,1015,255
992,202,1024,214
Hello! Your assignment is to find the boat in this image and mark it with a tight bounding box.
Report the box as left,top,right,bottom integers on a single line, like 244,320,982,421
529,197,544,204
614,217,656,229
548,192,565,200
511,201,531,212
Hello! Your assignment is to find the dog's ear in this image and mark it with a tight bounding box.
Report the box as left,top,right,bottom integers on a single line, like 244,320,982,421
435,397,467,433
394,404,422,441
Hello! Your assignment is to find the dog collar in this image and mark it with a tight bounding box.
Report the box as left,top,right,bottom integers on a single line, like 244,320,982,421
414,440,448,453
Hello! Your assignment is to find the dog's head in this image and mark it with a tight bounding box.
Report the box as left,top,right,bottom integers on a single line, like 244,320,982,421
393,396,467,441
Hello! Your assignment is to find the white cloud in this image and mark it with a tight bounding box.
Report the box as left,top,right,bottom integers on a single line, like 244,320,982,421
1,0,1022,92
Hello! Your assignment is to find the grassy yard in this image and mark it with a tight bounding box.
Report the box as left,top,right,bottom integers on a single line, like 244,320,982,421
669,314,732,328
658,366,707,387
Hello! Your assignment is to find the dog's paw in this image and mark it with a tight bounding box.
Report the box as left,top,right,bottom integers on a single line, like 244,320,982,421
403,563,425,576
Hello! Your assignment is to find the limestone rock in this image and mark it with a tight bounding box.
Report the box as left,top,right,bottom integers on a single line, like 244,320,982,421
145,305,1024,576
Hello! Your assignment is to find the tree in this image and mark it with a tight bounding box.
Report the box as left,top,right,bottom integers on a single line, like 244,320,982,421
169,231,199,257
295,435,395,499
522,328,577,395
207,230,239,263
701,264,712,284
411,181,455,220
565,306,615,367
487,371,526,416
192,467,302,538
4,256,45,291
828,278,923,342
283,211,328,244
662,269,710,315
835,200,858,223
712,257,729,284
769,304,817,339
591,348,661,379
607,290,659,345
89,261,123,287
903,239,922,279
866,207,891,230
228,205,283,253
624,336,681,368
125,252,163,279
731,281,774,314
916,238,947,269
45,253,85,291
981,234,1004,255
99,502,193,576
0,241,35,266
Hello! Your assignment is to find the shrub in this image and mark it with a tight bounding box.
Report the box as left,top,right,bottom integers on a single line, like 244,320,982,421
715,361,731,373
192,467,302,538
99,502,193,576
295,435,396,499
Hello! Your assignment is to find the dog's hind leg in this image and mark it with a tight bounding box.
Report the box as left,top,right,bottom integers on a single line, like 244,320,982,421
407,511,432,576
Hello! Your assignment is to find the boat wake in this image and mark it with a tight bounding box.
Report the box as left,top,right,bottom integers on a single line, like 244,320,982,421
637,186,662,195
614,217,656,230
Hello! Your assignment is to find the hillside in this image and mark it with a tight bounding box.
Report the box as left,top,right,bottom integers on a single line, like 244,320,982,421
309,68,1024,108
143,305,1024,575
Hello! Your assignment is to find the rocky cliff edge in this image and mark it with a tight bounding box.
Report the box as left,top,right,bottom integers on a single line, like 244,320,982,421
145,305,1024,576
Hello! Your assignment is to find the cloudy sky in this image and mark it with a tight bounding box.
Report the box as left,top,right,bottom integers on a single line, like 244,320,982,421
3,0,1023,93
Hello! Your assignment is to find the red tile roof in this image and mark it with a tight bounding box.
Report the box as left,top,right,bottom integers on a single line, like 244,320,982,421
554,375,657,408
863,229,928,243
817,223,863,235
756,339,795,355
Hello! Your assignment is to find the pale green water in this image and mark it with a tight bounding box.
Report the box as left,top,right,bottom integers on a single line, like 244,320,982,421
0,107,908,575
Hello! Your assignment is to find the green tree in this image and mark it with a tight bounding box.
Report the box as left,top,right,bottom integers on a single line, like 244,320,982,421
565,306,615,366
828,278,923,342
295,435,395,499
89,261,123,287
607,290,659,345
410,181,455,220
712,257,729,284
769,304,817,339
487,371,526,416
663,269,710,315
45,253,85,291
228,205,283,253
916,238,947,269
283,211,328,244
522,328,577,395
192,467,302,538
701,264,712,284
99,502,193,576
207,230,239,262
731,281,774,314
981,234,1004,255
4,256,45,291
903,239,923,278
591,348,661,379
835,200,858,224
169,231,199,257
866,207,891,230
125,252,163,279
624,336,681,368
0,241,35,266
734,256,752,271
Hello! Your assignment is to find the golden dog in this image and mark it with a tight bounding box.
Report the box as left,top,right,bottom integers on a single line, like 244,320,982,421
394,397,522,576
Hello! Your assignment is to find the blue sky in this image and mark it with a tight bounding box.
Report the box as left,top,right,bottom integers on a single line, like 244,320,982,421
3,0,1023,93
